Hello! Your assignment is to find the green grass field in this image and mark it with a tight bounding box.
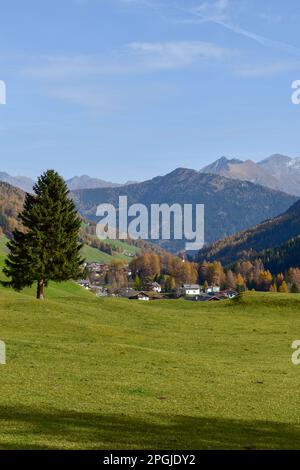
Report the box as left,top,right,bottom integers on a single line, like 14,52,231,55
82,240,139,263
0,237,300,449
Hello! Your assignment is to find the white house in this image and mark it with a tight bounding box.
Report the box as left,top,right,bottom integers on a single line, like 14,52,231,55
183,284,201,296
78,279,90,290
150,282,162,293
206,286,220,294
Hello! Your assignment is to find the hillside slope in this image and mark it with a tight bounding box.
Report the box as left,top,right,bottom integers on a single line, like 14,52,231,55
257,235,300,274
0,181,25,235
197,199,300,265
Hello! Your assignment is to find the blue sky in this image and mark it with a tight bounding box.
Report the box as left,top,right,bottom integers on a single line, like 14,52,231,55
0,0,300,182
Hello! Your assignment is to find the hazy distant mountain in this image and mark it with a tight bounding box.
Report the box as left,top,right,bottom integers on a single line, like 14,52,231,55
258,154,300,196
0,172,137,193
0,172,34,193
66,175,139,190
200,157,280,191
66,175,122,190
71,167,297,252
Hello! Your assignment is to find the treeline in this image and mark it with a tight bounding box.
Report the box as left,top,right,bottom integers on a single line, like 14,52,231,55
200,259,300,293
130,252,198,291
260,236,300,275
111,253,300,293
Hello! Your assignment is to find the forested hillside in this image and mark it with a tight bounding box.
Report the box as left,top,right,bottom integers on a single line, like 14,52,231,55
197,199,300,265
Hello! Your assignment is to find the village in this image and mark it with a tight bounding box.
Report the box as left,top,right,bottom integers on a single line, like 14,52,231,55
77,261,238,302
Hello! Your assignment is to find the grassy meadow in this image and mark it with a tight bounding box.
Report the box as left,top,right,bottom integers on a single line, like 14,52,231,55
0,236,300,449
81,239,139,264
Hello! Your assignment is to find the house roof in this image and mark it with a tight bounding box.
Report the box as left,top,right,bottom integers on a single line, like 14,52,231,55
183,284,200,289
129,291,150,299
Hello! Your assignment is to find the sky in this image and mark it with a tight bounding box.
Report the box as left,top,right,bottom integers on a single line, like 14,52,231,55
0,0,300,182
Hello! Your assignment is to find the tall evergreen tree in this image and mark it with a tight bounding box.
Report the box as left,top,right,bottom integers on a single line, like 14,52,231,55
4,170,84,299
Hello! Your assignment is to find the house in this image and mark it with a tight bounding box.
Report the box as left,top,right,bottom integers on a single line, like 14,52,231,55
114,288,138,299
206,286,220,294
183,284,201,296
207,295,222,301
96,290,108,297
77,279,90,289
147,282,162,293
129,291,150,301
221,289,238,299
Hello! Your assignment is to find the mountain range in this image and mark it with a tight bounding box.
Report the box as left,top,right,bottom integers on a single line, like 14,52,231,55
3,153,300,196
0,172,35,194
2,155,300,254
0,173,137,193
200,154,300,196
71,168,297,252
67,176,137,190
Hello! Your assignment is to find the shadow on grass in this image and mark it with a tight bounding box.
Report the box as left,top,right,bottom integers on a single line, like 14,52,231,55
0,405,299,449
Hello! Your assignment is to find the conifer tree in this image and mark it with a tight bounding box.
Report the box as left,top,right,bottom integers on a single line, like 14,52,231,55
278,280,289,294
133,274,141,291
4,170,84,299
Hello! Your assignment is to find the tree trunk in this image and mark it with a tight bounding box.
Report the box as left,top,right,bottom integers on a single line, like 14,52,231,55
37,279,45,300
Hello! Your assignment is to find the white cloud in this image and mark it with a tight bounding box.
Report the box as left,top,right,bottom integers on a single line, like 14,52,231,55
22,55,136,79
22,41,232,80
176,2,300,57
120,0,300,58
235,61,300,78
128,41,232,69
189,0,231,21
49,87,122,114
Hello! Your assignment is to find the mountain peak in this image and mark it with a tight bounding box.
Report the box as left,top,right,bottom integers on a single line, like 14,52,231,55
66,175,122,190
159,167,199,181
200,157,243,174
0,172,35,193
199,157,282,192
259,154,292,165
